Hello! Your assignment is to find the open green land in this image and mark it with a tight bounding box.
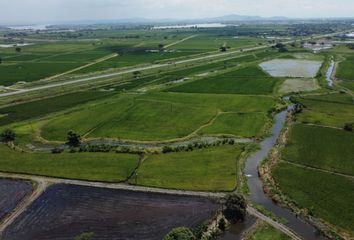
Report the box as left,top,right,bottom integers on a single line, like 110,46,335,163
199,112,269,138
0,91,114,126
131,145,243,191
0,145,139,182
246,222,290,240
283,124,354,175
168,66,280,95
40,92,275,141
294,93,354,128
273,162,354,235
336,55,354,80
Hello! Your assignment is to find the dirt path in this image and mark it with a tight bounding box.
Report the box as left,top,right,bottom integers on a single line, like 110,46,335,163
0,179,50,236
163,35,198,49
247,207,302,240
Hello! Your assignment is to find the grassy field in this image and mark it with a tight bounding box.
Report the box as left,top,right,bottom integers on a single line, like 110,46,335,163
40,92,275,141
336,55,354,80
131,145,243,191
273,162,354,235
0,145,139,182
278,78,319,94
283,124,354,176
294,93,354,128
246,222,290,240
167,66,280,95
199,112,269,138
0,91,114,126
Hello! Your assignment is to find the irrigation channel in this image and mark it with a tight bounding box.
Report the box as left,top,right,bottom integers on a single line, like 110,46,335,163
221,101,326,240
326,59,335,87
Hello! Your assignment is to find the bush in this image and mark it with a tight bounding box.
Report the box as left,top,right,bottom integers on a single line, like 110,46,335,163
0,129,15,143
192,224,207,239
66,130,81,147
51,148,63,154
164,227,196,240
218,218,226,231
74,232,94,240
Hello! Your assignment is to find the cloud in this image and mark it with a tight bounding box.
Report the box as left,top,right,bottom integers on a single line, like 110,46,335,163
0,0,353,25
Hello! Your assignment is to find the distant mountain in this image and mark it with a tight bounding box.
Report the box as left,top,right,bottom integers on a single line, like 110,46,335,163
200,14,288,22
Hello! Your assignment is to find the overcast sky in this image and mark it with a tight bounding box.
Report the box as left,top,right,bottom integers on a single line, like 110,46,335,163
0,0,353,25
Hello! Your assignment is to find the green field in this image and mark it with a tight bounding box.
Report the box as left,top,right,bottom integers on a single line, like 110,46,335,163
246,222,290,240
199,112,269,138
294,93,354,128
0,145,139,182
40,92,275,141
0,91,114,126
283,124,354,175
336,56,354,80
168,66,280,95
131,145,243,191
273,162,354,235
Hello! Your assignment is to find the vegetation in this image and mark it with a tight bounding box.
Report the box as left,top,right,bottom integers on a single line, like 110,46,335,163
40,93,275,141
168,66,279,95
273,162,354,235
0,145,139,182
336,56,354,80
293,93,354,128
132,145,244,191
74,232,95,240
283,124,354,175
245,222,290,240
164,227,196,240
223,193,247,223
66,130,81,147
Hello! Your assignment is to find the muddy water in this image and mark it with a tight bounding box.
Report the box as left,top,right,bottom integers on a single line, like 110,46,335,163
222,107,327,239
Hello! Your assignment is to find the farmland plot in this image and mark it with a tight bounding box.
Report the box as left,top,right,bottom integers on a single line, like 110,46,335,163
2,184,220,240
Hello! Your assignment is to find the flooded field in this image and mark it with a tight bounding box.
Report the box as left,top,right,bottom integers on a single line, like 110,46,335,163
0,179,32,221
3,184,220,240
279,78,320,94
260,59,322,78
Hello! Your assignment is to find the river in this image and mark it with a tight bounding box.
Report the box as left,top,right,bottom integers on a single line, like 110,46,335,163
221,106,326,239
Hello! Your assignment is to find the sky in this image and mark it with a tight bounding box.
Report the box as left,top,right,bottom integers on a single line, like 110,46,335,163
0,0,353,25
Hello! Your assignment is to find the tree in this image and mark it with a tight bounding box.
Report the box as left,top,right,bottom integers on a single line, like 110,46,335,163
164,227,196,240
74,232,94,240
344,123,353,132
0,56,2,64
220,46,227,52
15,47,22,53
223,193,246,223
1,129,16,143
66,130,81,147
158,43,164,49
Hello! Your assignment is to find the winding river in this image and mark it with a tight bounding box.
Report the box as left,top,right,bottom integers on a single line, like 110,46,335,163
222,106,326,239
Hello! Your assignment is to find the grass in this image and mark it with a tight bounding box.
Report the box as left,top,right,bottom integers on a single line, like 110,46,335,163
294,93,354,128
199,113,269,138
0,145,139,182
131,145,244,191
167,66,280,95
246,222,290,240
336,56,354,80
40,92,275,141
0,91,114,126
283,124,354,176
273,162,354,235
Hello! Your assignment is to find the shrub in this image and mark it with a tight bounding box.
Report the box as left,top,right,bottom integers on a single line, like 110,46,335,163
51,148,63,154
164,227,196,240
344,123,353,132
